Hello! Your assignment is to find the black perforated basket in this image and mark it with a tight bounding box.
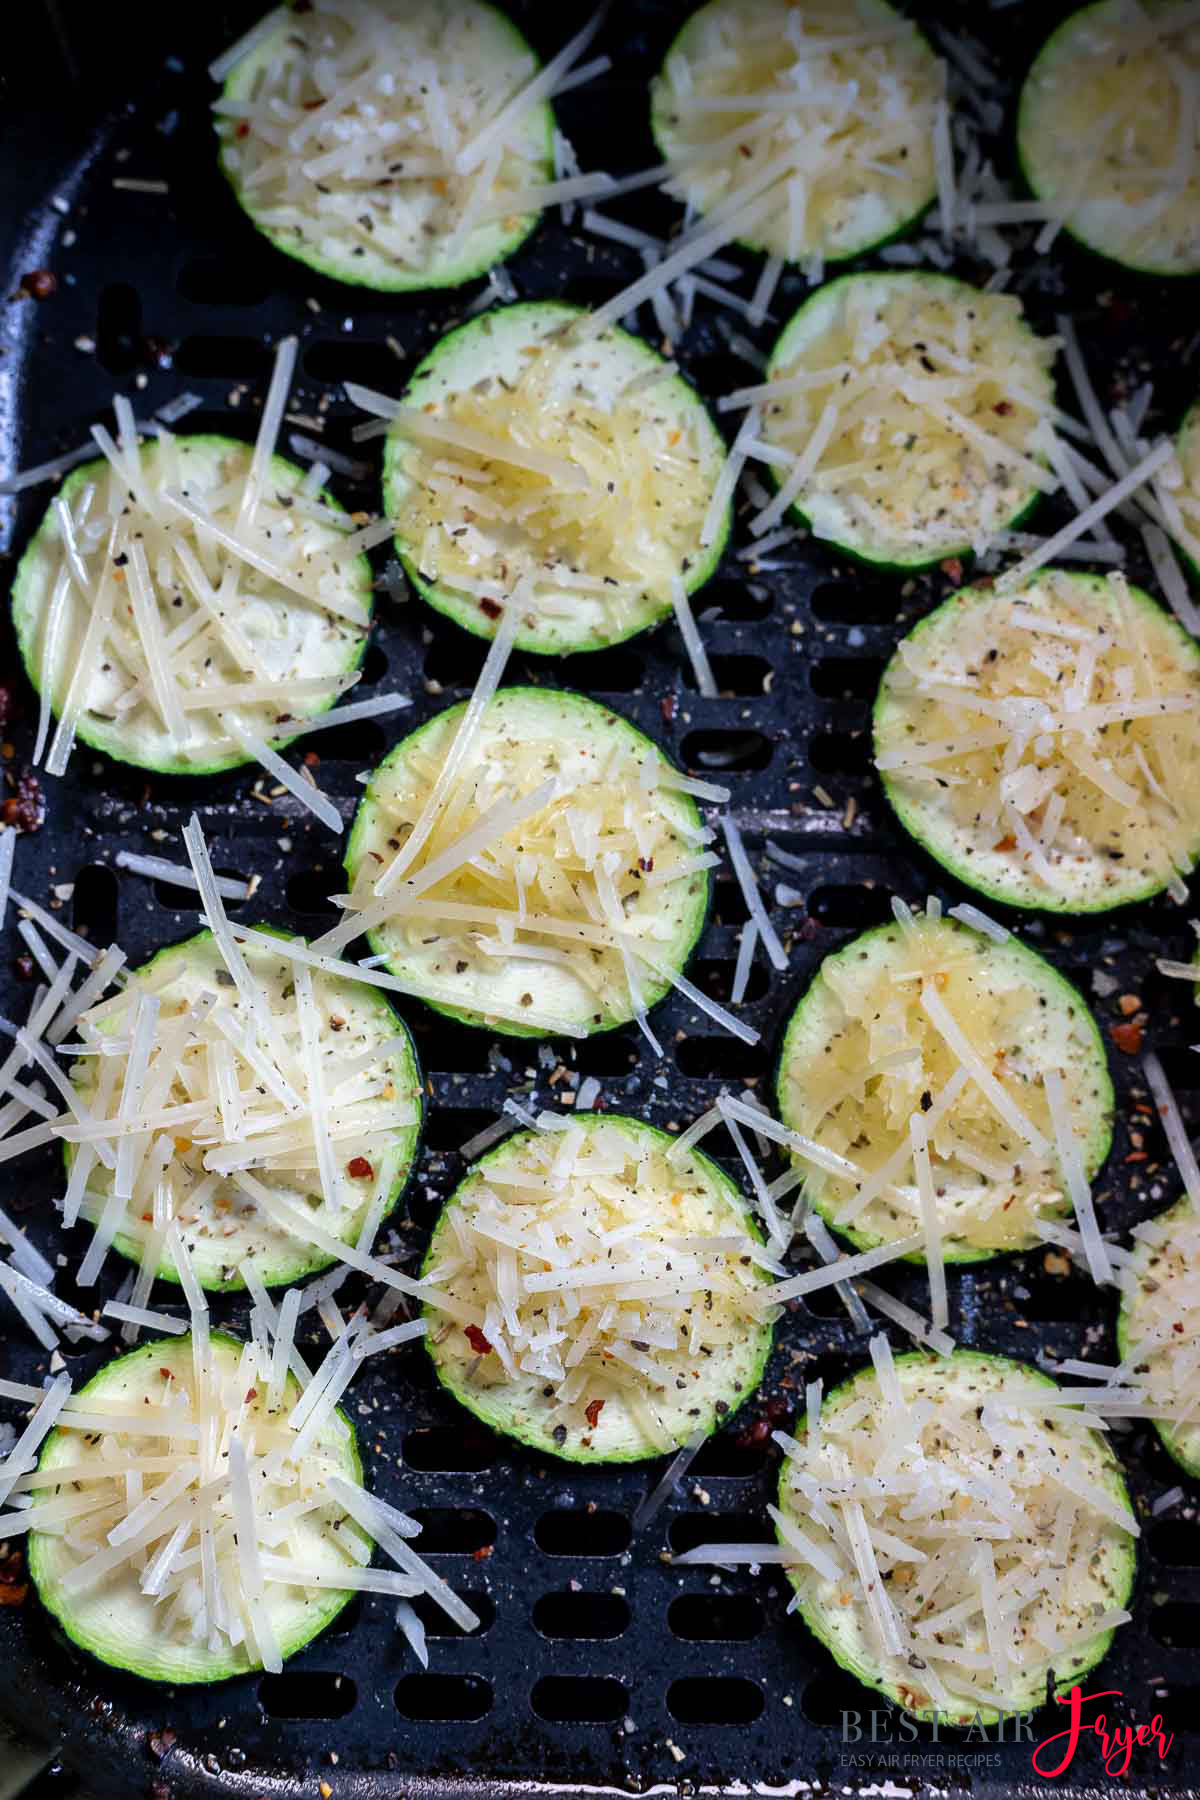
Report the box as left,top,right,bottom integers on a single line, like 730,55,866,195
0,3,1197,1796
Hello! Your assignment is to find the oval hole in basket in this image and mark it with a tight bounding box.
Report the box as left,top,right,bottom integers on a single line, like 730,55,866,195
286,868,340,920
711,876,750,926
801,1669,870,1728
1151,1521,1200,1567
668,1593,763,1642
667,1676,763,1724
403,1426,496,1474
809,658,886,701
1151,1601,1200,1649
555,647,645,692
304,719,388,763
1152,1687,1200,1733
674,1036,767,1081
258,1671,356,1719
173,335,274,379
533,1591,630,1640
409,1589,494,1638
681,729,772,773
531,1675,628,1723
574,1029,641,1077
534,1509,631,1556
699,579,771,623
689,1436,769,1479
72,864,119,947
359,643,389,686
304,340,410,389
175,258,273,307
683,655,772,697
409,1019,497,1077
668,1512,774,1554
395,1673,492,1721
407,1508,495,1554
688,957,770,1006
806,884,892,929
808,730,873,775
810,582,898,624
424,1107,504,1152
95,283,142,376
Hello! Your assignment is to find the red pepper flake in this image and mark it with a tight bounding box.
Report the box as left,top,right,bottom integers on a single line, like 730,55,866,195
347,1155,373,1179
245,1389,258,1403
940,557,964,583
479,597,502,620
2,770,44,833
304,749,320,768
1110,1018,1144,1055
660,692,677,725
236,121,250,139
992,401,1013,417
0,1547,28,1606
472,1544,494,1561
992,834,1017,853
465,1324,493,1356
19,269,56,302
584,1398,605,1429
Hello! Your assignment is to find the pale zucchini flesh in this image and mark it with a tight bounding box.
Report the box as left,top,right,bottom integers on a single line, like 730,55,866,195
1117,1194,1200,1480
873,570,1200,912
759,273,1056,569
69,930,422,1290
650,0,940,265
422,1114,774,1462
1018,0,1200,278
775,915,1113,1261
382,301,730,654
11,436,371,777
777,1350,1137,1726
217,0,553,292
344,687,711,1038
27,1333,368,1684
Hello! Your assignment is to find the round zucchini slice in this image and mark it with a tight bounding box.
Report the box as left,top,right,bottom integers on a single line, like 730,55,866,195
215,0,553,292
422,1113,774,1462
874,569,1200,912
11,435,371,778
755,272,1056,570
649,0,940,266
1018,1,1200,278
68,928,422,1291
775,911,1113,1262
342,686,711,1038
776,1349,1138,1726
1117,1194,1200,1480
381,301,730,655
27,1331,369,1684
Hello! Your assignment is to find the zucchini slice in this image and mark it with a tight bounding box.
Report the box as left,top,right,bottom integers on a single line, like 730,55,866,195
11,435,371,778
27,1332,368,1684
754,273,1056,569
381,301,730,655
422,1113,773,1462
68,928,422,1291
216,0,553,292
1117,1194,1200,1480
775,912,1113,1262
776,1349,1137,1725
874,570,1200,912
649,0,940,267
342,686,711,1038
1018,1,1200,278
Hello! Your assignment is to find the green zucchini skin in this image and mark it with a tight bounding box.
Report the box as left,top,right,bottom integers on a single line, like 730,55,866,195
65,926,424,1292
776,1349,1138,1727
1117,1193,1200,1481
873,573,1200,914
10,435,372,778
216,1,553,294
421,1113,775,1463
758,271,1053,573
381,299,732,656
773,916,1114,1266
1016,0,1200,280
26,1331,369,1684
344,686,712,1039
648,0,939,268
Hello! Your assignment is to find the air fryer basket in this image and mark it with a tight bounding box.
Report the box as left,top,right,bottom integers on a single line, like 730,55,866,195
0,3,1197,1796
